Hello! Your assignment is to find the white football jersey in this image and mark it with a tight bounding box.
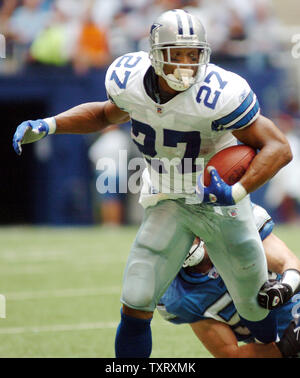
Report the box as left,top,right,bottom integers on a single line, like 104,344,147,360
105,51,260,208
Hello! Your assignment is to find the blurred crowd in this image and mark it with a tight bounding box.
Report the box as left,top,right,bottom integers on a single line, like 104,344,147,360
265,98,300,224
0,0,284,74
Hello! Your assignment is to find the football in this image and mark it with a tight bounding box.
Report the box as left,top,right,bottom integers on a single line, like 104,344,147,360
204,145,256,186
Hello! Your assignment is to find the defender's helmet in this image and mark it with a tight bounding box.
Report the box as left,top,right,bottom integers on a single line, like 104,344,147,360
149,9,211,92
183,238,205,268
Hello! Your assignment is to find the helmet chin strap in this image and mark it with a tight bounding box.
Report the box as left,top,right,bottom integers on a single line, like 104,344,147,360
166,68,195,91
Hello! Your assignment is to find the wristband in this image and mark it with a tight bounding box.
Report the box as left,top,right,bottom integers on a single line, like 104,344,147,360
282,269,300,294
231,182,247,203
44,117,57,135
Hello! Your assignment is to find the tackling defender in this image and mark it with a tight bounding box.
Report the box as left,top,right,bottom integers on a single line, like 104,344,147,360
13,9,295,357
158,204,300,358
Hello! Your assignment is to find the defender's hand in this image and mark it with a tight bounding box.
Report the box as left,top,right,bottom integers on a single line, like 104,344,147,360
13,119,50,155
258,279,293,310
276,319,300,358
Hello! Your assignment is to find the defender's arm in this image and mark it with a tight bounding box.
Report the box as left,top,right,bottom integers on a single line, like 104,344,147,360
189,319,281,358
258,232,300,310
263,233,300,274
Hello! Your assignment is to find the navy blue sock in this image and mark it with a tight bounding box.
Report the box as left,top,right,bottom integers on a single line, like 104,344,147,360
240,311,278,343
115,309,152,358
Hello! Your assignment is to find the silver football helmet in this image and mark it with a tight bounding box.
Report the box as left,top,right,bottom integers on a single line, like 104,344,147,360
183,238,205,268
149,9,211,92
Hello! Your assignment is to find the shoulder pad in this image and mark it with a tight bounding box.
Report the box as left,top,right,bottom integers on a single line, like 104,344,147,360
105,52,150,106
203,65,260,131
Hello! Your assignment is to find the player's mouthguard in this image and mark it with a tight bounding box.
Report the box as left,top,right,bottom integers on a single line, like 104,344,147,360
174,68,194,88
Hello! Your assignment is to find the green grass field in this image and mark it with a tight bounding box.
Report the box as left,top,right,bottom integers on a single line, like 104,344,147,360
0,224,299,358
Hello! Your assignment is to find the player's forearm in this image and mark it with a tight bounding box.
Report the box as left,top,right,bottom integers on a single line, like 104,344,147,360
233,115,293,195
239,141,292,194
53,102,111,134
223,342,282,358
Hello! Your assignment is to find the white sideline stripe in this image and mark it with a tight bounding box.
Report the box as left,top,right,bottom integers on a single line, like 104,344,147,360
0,321,119,335
6,287,121,301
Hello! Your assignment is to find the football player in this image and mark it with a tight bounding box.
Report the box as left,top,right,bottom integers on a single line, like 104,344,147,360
13,9,295,357
158,204,300,358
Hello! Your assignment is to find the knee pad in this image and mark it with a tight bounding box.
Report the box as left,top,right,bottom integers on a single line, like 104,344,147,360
122,261,156,310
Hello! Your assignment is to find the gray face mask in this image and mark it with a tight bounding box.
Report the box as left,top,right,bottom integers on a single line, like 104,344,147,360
149,9,211,91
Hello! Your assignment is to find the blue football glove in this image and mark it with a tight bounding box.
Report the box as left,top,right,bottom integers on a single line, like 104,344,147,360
13,119,50,156
196,167,236,206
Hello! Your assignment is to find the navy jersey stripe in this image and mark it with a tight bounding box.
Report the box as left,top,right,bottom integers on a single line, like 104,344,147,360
226,99,260,130
212,91,255,130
